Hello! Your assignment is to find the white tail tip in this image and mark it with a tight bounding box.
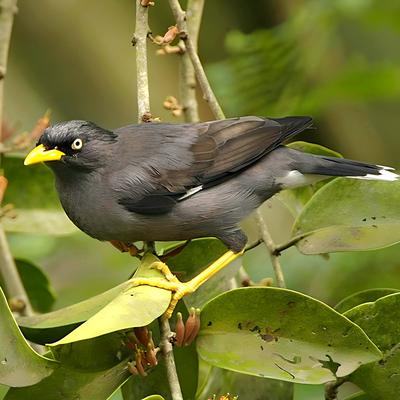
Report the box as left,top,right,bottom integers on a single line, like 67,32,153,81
350,166,399,182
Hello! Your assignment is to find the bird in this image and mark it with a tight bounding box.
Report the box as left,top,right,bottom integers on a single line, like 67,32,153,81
24,116,399,317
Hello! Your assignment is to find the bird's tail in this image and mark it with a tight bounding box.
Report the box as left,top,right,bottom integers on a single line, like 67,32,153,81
297,153,399,182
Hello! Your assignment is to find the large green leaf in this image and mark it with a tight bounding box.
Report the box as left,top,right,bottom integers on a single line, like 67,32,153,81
335,288,399,314
2,155,75,235
0,288,55,387
4,361,131,400
18,281,131,344
15,259,55,313
197,287,381,384
345,293,400,399
291,179,400,254
277,142,342,218
49,254,171,345
196,359,293,400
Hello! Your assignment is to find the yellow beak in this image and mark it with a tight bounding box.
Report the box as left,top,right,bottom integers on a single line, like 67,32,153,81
24,144,66,166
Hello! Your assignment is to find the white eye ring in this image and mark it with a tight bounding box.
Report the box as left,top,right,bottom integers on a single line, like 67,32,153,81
71,138,83,150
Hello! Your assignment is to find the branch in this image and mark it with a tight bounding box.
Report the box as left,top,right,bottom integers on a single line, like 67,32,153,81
325,377,346,400
0,226,33,315
158,318,183,400
134,2,183,398
0,0,17,144
178,0,204,122
169,0,225,120
256,209,286,288
0,1,33,316
134,0,151,122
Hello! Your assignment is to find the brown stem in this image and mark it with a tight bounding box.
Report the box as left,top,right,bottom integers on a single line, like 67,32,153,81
0,0,34,316
169,0,225,120
158,317,183,400
134,0,151,122
256,209,286,288
178,0,204,122
134,2,183,398
325,378,346,400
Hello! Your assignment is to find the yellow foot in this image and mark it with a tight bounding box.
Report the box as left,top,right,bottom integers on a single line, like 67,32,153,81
128,250,244,319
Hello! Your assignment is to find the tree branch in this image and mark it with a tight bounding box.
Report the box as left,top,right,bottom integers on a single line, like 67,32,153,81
168,0,286,289
134,2,183,398
169,0,225,120
256,210,286,288
178,0,204,123
158,318,183,400
134,0,151,122
0,0,34,316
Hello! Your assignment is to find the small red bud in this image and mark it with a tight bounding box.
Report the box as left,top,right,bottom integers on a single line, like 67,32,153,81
134,326,149,346
175,312,185,347
162,25,179,44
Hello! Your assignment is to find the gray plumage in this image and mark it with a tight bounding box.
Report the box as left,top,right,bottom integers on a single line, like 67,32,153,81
36,116,398,252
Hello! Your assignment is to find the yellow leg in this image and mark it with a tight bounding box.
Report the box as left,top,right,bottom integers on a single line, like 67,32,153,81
128,250,244,318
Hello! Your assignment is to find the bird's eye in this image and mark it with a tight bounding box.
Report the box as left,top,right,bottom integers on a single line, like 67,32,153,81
71,138,83,150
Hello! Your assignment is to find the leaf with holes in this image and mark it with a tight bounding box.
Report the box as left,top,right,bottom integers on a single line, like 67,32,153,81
346,293,400,399
291,178,400,254
197,288,381,384
49,254,171,345
0,288,55,387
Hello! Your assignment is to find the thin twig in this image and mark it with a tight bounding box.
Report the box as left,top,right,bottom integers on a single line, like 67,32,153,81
158,318,184,400
178,0,204,122
325,378,346,400
134,2,183,398
0,226,33,315
169,0,225,120
134,0,151,122
256,209,286,288
0,0,34,316
168,0,286,288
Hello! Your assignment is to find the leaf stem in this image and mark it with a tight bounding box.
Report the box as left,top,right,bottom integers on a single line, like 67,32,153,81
169,0,225,120
158,317,183,400
256,209,286,288
324,377,346,400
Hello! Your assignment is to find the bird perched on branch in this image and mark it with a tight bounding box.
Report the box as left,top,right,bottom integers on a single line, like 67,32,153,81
24,116,399,317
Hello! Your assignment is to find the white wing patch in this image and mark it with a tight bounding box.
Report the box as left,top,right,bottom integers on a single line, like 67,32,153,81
178,185,204,201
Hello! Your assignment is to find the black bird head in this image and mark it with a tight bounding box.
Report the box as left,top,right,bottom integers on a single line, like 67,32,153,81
24,120,117,172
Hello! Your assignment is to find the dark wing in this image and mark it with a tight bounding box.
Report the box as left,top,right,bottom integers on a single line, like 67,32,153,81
114,116,313,215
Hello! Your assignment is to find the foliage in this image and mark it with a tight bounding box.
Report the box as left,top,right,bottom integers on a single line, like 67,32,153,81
1,1,400,400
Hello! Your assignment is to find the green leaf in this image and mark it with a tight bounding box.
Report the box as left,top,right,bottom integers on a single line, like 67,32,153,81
277,142,342,217
197,287,381,384
49,254,171,345
196,359,293,400
15,259,55,313
335,288,399,314
166,238,240,309
18,281,131,344
142,396,165,400
4,361,130,400
292,179,400,254
0,288,55,387
2,155,76,235
345,293,400,399
343,393,368,400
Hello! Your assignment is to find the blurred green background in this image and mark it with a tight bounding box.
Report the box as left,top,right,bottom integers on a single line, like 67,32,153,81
3,1,400,399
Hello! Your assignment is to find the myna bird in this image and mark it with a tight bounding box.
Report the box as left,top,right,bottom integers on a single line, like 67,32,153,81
24,116,398,316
